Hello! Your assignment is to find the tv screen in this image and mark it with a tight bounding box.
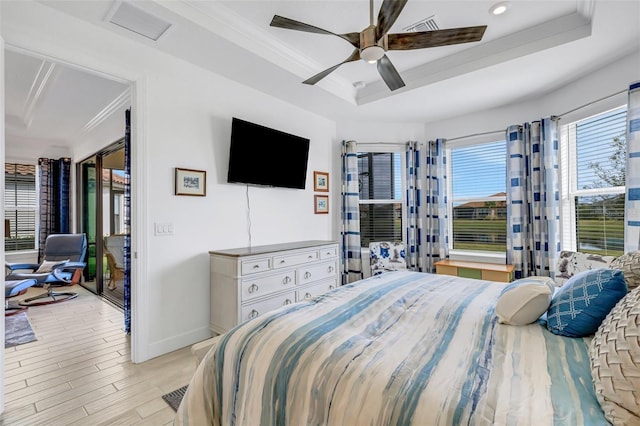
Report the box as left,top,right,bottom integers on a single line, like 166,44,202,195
227,118,310,189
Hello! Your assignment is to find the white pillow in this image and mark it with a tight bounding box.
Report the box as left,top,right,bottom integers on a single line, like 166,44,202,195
35,259,69,273
495,276,555,325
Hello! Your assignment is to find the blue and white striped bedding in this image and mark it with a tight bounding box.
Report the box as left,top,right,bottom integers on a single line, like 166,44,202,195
175,271,606,425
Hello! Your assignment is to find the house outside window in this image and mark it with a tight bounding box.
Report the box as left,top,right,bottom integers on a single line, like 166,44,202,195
5,163,37,251
560,106,626,256
357,148,405,248
448,140,507,253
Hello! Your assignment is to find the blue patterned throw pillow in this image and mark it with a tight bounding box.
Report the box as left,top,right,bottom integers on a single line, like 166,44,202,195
546,268,627,337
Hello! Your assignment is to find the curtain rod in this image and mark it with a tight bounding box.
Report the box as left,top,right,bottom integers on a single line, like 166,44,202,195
445,129,504,143
445,87,627,142
556,88,627,118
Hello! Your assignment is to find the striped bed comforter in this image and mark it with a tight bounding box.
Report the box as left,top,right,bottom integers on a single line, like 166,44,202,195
175,271,606,425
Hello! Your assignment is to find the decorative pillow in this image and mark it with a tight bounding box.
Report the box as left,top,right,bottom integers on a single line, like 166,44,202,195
495,276,555,325
35,259,69,273
555,251,617,287
590,286,640,425
546,268,627,337
609,251,640,290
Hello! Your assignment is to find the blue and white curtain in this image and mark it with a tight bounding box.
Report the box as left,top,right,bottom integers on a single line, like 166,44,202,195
340,140,362,284
424,139,450,272
405,139,449,273
405,141,423,271
626,81,640,252
506,118,560,279
37,157,71,261
124,109,132,334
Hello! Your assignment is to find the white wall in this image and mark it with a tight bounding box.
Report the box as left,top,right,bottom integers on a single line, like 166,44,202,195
424,50,640,140
2,1,336,361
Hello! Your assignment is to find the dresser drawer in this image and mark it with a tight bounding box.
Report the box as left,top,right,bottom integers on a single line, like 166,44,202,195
273,250,318,269
241,258,271,275
241,291,296,322
297,278,339,301
319,245,338,259
298,260,338,285
241,271,295,302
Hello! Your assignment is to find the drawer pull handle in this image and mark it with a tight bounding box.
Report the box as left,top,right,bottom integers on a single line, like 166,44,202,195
304,272,311,279
308,255,313,259
329,285,335,290
305,292,312,299
283,276,291,285
280,260,286,264
249,284,259,294
253,264,260,269
283,299,292,306
328,266,334,273
249,309,259,319
326,251,332,255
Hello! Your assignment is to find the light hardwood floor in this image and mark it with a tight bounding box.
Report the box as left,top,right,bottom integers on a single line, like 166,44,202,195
2,285,197,425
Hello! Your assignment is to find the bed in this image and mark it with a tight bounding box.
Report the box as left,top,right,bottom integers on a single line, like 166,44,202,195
175,271,611,425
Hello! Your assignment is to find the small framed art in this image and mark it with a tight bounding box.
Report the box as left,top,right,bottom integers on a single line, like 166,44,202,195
313,171,329,192
314,195,329,214
175,168,206,196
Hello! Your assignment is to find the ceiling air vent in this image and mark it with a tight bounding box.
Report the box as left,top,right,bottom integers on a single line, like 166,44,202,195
108,2,172,41
403,16,440,33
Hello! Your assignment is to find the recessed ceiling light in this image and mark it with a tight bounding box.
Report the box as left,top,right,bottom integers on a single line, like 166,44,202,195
489,1,510,15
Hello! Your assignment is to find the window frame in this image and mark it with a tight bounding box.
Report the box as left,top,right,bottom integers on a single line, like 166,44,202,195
559,105,627,254
356,143,407,249
4,161,38,253
445,133,507,262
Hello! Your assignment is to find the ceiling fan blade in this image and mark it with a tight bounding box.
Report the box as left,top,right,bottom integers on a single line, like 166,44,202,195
303,49,361,85
376,0,408,41
377,54,405,91
387,26,487,50
270,15,360,48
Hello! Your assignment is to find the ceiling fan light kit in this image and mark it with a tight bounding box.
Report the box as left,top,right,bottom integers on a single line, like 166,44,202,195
271,0,487,91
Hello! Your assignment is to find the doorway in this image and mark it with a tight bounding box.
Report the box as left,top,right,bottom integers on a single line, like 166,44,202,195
77,139,127,309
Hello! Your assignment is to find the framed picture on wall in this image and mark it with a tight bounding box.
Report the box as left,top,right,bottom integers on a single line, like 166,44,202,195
175,168,206,196
313,171,329,192
314,195,329,214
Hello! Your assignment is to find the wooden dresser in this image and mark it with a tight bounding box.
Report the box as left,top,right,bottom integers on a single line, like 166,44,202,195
209,240,339,334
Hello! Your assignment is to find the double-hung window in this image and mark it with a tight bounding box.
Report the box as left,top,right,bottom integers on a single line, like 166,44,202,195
5,163,37,251
447,139,507,253
560,106,626,256
357,147,405,248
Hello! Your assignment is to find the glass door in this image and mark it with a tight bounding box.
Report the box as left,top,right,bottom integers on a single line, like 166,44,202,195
77,140,126,309
77,155,102,294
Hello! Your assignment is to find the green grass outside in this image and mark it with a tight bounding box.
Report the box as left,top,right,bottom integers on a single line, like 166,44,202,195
452,218,624,256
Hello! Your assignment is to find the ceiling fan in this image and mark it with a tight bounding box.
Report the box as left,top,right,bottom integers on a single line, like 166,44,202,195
270,0,487,91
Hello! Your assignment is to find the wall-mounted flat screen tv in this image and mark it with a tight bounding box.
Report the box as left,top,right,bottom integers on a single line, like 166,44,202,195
227,117,310,189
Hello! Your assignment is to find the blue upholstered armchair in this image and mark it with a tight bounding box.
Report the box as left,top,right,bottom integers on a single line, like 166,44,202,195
5,233,87,306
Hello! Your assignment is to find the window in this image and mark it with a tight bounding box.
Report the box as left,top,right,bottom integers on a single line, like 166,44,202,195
357,150,404,247
5,163,37,251
561,107,626,256
448,140,507,252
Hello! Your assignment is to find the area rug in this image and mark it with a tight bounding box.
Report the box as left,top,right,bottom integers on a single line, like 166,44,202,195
162,385,188,412
5,311,37,348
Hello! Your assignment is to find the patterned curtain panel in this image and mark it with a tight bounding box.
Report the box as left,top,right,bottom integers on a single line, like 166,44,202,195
340,140,362,284
405,141,423,271
626,81,640,252
124,109,132,334
424,139,450,272
37,157,71,261
506,118,561,279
